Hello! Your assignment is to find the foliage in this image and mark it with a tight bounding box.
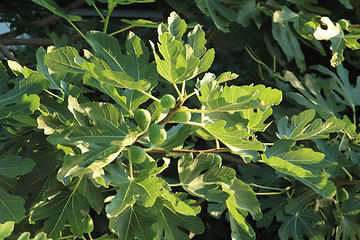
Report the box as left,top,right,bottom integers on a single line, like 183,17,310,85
1,0,360,239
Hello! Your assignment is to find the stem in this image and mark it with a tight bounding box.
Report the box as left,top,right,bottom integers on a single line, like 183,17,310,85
88,233,94,240
215,138,220,149
250,183,289,192
181,121,204,127
103,2,116,33
128,148,134,179
140,90,161,103
67,20,86,40
58,236,74,240
255,192,284,195
44,89,64,101
169,183,182,187
173,83,183,101
109,25,134,36
181,81,186,97
92,4,106,21
342,167,353,181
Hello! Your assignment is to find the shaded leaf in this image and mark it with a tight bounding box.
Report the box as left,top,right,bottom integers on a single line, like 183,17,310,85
44,47,84,73
0,155,35,178
0,187,25,223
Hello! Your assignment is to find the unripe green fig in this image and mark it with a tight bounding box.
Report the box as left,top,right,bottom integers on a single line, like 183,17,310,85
129,146,147,164
161,94,176,109
171,107,191,122
149,124,167,145
134,109,151,131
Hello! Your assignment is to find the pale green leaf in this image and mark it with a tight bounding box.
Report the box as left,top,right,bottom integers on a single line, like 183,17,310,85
198,82,282,112
0,187,25,223
16,232,50,240
36,47,61,90
0,155,35,178
178,153,235,202
187,25,207,58
293,171,336,198
104,161,162,216
160,124,194,151
108,205,156,240
0,94,40,119
167,11,187,41
0,221,14,239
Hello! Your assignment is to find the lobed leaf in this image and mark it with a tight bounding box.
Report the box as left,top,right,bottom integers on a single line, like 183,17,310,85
0,188,25,223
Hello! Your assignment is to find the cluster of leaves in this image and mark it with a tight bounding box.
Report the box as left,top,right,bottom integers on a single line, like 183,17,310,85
1,0,360,239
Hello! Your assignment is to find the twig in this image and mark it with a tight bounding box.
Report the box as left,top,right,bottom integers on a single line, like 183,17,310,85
0,43,19,62
332,179,360,186
0,35,83,46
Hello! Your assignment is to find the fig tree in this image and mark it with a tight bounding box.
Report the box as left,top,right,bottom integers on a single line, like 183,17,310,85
129,146,147,164
161,94,176,109
171,107,191,122
149,124,166,145
134,109,151,131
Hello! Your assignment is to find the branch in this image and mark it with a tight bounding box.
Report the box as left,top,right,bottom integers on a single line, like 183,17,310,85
0,44,19,62
0,35,83,46
35,0,86,27
332,179,360,186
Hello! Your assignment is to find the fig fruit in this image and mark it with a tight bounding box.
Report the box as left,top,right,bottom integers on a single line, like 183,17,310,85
171,107,191,122
149,124,166,145
134,109,151,131
161,94,176,109
129,146,146,164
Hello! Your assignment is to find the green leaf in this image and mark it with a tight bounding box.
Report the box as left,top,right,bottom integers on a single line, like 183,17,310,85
293,171,336,198
29,181,91,239
0,155,35,178
0,187,25,223
154,199,204,239
36,47,61,90
151,12,214,83
108,205,157,240
31,0,82,21
0,94,40,119
342,194,360,215
198,82,282,112
0,72,47,108
285,191,317,214
256,196,287,228
311,64,360,110
0,221,14,239
202,121,263,160
276,109,344,140
195,0,237,32
262,155,315,178
16,232,50,240
284,70,345,119
236,0,262,28
335,215,360,240
178,153,235,202
272,22,306,72
222,179,259,238
103,161,162,216
277,211,324,240
77,176,104,215
45,98,134,185
44,46,84,73
160,124,194,151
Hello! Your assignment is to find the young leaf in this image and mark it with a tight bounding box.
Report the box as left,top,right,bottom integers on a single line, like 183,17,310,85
103,161,162,217
108,205,157,240
0,188,25,223
151,12,214,83
31,0,82,22
178,153,235,202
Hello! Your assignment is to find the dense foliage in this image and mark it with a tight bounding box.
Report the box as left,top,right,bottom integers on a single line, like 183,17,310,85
1,0,360,239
